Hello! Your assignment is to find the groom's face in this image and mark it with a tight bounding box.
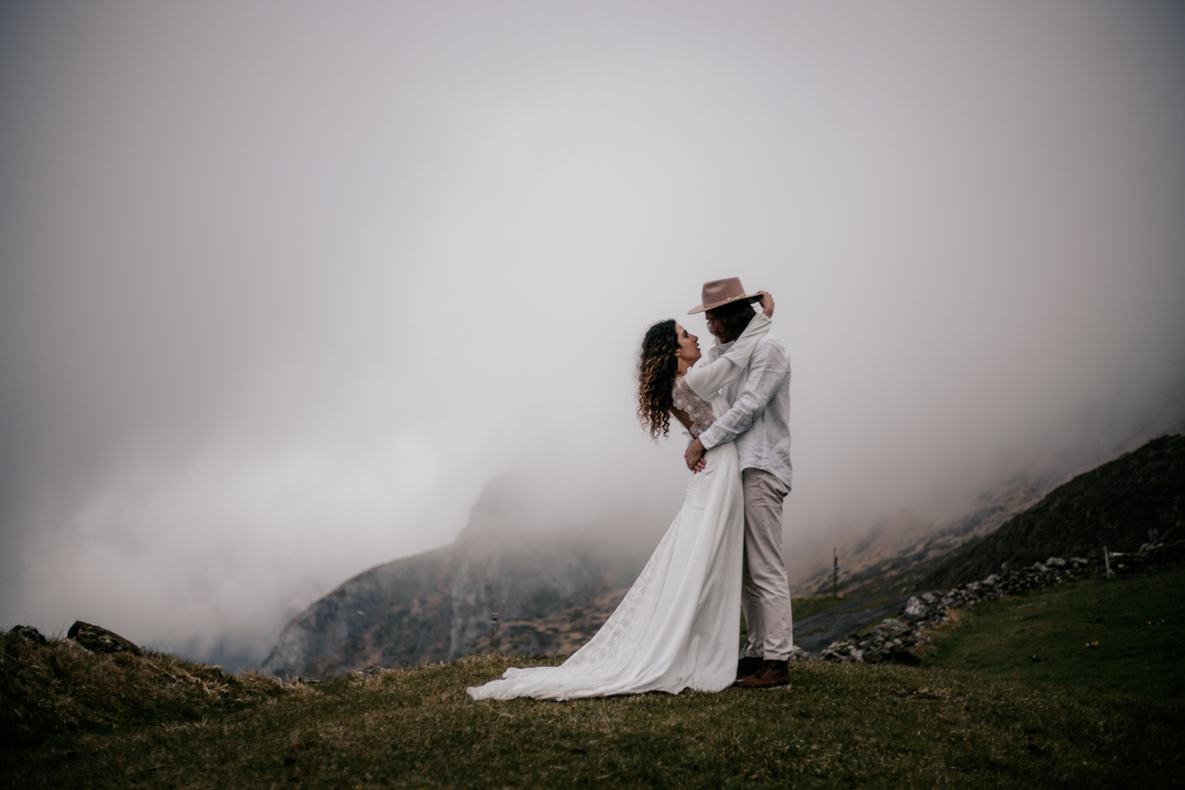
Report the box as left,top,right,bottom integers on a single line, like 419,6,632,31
704,302,752,343
705,311,725,342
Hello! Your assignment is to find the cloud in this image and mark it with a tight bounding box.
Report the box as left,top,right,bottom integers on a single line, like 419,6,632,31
2,1,1183,667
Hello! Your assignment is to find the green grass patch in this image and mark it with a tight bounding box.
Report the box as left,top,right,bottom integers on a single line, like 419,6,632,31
923,566,1185,701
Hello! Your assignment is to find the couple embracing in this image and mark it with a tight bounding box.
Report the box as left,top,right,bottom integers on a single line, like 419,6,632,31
469,277,793,701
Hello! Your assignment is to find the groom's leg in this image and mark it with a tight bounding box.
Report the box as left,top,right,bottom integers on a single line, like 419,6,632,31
741,468,792,661
740,548,765,659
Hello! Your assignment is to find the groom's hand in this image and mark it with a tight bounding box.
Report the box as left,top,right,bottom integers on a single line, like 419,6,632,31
685,438,706,472
757,290,774,318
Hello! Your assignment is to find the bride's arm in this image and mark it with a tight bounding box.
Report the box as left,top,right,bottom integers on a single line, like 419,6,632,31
683,308,772,401
670,406,693,432
669,404,707,472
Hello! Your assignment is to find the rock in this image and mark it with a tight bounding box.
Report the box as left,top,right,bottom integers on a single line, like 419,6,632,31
786,645,810,662
9,625,48,645
66,621,142,655
805,540,1159,664
884,647,921,666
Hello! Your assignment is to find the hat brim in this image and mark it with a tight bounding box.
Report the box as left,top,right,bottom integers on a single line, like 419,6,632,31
687,292,763,315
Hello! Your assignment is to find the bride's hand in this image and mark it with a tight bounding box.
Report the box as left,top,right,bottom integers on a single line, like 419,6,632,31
757,290,774,318
684,438,706,472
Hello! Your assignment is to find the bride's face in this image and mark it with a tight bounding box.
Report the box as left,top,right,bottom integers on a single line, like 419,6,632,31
674,324,701,367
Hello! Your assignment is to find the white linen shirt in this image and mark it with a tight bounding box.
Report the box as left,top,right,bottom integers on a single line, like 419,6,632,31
689,324,792,488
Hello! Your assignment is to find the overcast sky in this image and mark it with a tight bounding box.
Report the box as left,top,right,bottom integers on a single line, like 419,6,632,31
2,1,1183,668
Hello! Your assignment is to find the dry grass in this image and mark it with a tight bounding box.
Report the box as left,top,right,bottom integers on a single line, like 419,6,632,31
3,569,1182,788
4,650,1182,788
0,631,285,745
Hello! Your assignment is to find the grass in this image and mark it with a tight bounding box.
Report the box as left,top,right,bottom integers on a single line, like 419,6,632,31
922,565,1185,701
3,569,1182,788
0,635,284,746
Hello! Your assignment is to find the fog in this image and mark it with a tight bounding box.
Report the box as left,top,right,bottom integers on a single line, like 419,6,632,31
2,1,1183,668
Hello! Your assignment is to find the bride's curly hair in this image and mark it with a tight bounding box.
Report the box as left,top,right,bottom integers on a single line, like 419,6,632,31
637,319,679,440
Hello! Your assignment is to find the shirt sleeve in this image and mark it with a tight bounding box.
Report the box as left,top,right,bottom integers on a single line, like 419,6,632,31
684,313,770,401
698,338,789,451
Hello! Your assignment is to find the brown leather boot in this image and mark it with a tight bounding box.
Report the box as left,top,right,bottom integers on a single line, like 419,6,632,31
734,659,791,689
736,656,764,678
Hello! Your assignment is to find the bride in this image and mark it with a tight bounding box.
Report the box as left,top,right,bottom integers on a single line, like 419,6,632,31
467,295,774,701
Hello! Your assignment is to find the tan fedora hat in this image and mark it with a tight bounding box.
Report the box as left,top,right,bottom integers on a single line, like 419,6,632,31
688,277,762,315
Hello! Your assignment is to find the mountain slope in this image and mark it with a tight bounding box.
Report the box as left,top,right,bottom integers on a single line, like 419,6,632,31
792,474,1049,599
265,433,1185,678
921,434,1184,589
262,530,636,679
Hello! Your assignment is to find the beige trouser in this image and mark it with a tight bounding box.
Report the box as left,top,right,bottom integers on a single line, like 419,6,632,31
740,468,793,661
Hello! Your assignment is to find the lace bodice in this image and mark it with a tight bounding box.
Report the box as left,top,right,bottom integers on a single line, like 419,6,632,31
672,376,715,439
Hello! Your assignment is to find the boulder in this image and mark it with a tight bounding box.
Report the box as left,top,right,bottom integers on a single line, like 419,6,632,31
9,625,49,645
66,621,142,655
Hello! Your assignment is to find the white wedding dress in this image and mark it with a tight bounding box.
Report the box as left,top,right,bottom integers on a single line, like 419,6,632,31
467,314,771,701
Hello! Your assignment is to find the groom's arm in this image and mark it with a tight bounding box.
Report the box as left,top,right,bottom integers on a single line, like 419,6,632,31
684,312,771,401
695,339,789,452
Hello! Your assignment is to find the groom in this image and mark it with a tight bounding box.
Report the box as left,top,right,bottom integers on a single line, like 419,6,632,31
685,277,793,689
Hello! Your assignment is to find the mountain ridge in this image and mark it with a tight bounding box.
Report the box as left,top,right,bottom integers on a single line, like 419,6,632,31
264,429,1185,678
920,433,1184,589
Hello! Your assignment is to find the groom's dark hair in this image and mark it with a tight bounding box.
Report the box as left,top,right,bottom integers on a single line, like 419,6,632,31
706,299,757,343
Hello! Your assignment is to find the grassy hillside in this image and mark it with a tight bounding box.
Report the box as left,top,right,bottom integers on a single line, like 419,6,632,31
923,566,1185,699
4,566,1183,788
0,636,285,747
923,434,1185,589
